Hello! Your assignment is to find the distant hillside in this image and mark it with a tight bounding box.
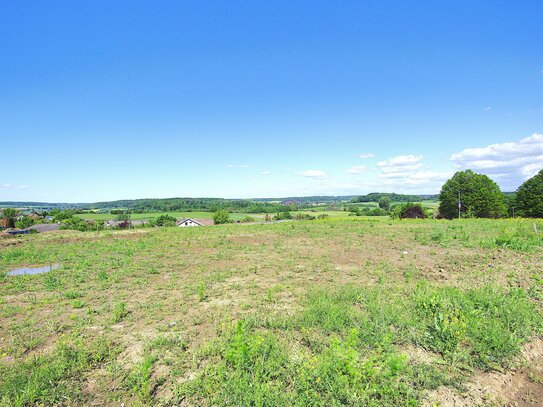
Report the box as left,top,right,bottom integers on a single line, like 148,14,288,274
0,201,85,209
253,195,358,204
350,193,437,203
0,192,445,212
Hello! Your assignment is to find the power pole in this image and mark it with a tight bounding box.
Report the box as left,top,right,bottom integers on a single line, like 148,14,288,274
458,191,461,219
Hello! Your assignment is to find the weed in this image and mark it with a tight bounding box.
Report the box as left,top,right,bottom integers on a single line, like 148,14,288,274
197,282,207,302
125,354,156,403
71,300,85,309
112,302,128,323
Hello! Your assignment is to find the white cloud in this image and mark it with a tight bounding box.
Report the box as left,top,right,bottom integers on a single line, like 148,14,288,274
376,154,425,173
378,171,451,184
368,154,451,192
0,184,29,190
259,171,271,176
346,165,368,175
358,153,374,159
227,164,249,168
298,170,328,179
450,133,543,189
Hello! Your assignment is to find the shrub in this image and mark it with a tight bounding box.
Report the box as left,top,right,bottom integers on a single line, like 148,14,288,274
213,210,230,224
153,214,177,227
15,216,34,229
379,196,392,210
391,203,427,219
273,211,292,220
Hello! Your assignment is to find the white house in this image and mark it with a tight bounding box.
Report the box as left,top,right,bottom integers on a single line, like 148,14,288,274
176,218,205,227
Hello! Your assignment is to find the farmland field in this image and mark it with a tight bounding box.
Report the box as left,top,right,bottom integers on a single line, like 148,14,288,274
75,211,267,222
1,218,543,406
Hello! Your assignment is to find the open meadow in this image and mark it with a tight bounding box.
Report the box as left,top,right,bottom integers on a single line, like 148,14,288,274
1,218,543,406
75,211,267,222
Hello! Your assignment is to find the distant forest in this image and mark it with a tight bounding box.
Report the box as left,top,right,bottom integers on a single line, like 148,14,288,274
1,193,438,214
87,198,299,213
350,193,436,203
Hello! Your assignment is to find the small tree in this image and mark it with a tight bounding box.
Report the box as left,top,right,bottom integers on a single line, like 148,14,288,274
153,214,177,227
273,211,292,220
438,170,506,219
515,169,543,217
213,210,230,224
116,212,131,222
378,196,392,211
1,208,17,228
15,216,34,229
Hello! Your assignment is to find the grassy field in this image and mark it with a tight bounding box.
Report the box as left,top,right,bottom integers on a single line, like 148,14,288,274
1,218,543,405
75,211,266,222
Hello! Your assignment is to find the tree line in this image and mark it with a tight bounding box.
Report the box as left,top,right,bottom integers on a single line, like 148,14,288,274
350,192,429,203
438,169,543,219
85,198,302,214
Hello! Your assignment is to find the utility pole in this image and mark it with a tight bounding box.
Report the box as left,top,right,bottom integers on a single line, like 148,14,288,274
458,191,461,219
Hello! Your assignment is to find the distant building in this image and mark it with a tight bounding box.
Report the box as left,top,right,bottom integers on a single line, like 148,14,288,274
176,218,213,227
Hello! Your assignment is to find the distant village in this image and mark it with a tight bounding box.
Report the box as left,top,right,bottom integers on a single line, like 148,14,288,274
0,208,215,236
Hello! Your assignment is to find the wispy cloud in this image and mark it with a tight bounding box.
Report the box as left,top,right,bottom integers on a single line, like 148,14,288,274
259,171,271,176
346,165,368,175
358,153,374,159
450,133,543,189
484,106,492,111
0,184,29,190
298,170,328,179
370,154,451,192
376,154,424,173
227,164,249,168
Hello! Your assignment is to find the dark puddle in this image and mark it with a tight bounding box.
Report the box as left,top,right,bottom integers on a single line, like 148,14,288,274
7,264,60,276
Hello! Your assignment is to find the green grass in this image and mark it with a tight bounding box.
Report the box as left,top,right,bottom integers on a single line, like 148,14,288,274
1,217,542,405
176,283,540,405
0,337,118,406
75,211,265,222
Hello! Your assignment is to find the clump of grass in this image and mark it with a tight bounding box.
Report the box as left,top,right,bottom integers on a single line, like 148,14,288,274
71,300,85,309
146,334,188,353
64,290,82,299
97,270,108,281
43,273,62,291
112,302,128,323
125,354,156,403
415,284,542,369
197,283,207,302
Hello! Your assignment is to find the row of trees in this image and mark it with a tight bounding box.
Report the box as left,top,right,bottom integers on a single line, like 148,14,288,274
86,197,304,214
438,169,543,219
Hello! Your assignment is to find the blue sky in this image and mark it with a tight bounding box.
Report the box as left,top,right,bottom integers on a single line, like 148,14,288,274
1,1,542,202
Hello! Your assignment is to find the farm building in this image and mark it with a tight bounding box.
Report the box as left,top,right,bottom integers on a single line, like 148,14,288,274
176,218,213,227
